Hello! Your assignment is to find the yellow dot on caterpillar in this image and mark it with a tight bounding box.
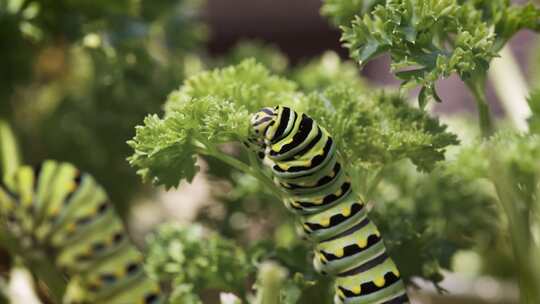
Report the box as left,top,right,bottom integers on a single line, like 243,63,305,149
278,163,290,170
357,239,367,248
300,159,312,167
68,182,77,192
374,277,385,287
335,248,344,258
313,198,324,205
334,188,343,196
342,207,351,217
352,286,361,295
321,218,330,227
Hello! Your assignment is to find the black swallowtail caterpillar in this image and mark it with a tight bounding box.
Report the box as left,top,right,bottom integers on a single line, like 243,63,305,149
247,106,409,304
0,160,162,304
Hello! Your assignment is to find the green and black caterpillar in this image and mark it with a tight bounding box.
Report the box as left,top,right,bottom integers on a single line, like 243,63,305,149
247,106,409,304
0,160,162,304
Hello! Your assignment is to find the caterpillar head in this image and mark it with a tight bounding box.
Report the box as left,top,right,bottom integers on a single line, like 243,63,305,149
246,106,278,148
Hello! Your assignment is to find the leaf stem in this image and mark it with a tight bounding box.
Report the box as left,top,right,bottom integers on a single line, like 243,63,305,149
488,155,540,303
195,145,283,199
254,261,287,304
365,166,386,201
465,75,494,138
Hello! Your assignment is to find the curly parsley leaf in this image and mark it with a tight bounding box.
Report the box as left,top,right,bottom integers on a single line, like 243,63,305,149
303,85,459,172
328,0,540,107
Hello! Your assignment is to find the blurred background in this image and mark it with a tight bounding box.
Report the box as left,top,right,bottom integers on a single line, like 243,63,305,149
1,0,539,303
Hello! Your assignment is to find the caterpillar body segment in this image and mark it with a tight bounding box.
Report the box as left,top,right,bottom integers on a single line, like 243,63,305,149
0,160,162,304
249,106,409,304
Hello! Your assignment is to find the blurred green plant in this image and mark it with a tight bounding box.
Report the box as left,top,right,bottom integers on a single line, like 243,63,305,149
145,223,250,303
0,0,206,209
371,160,499,286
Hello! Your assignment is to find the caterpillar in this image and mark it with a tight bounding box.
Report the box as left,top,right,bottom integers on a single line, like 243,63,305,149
247,106,409,304
0,160,162,304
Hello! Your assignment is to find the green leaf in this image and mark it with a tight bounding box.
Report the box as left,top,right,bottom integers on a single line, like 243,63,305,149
418,86,429,109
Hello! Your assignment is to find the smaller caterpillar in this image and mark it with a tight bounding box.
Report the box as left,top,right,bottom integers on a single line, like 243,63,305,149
248,106,409,304
0,160,162,304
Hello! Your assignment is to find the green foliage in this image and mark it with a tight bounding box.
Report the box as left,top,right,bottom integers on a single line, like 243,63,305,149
220,41,289,74
487,132,540,302
129,60,457,190
163,59,298,115
328,0,540,107
291,51,366,92
303,86,459,173
0,0,205,206
129,60,297,188
222,44,366,93
145,223,250,303
371,161,499,284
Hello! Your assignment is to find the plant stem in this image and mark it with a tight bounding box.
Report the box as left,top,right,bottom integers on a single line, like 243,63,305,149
465,76,494,138
254,261,287,304
195,146,283,199
365,166,386,201
489,156,540,304
488,45,531,132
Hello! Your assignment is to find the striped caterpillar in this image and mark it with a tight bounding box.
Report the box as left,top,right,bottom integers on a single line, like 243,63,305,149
0,160,162,304
247,106,409,304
